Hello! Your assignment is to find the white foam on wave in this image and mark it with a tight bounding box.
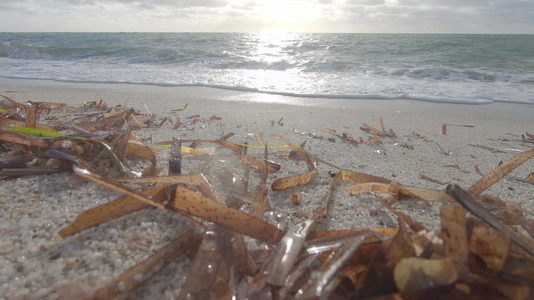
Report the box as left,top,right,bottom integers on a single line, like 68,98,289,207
1,33,533,105
6,73,532,105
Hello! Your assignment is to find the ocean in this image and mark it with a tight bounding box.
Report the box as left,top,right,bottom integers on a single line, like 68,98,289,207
1,32,533,104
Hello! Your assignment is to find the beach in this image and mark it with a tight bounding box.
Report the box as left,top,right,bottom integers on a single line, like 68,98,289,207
1,77,533,299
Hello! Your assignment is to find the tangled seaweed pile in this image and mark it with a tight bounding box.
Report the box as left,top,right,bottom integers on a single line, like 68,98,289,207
1,94,534,299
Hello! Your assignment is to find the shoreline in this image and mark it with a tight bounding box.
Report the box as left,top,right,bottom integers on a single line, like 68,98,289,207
3,77,534,105
1,77,533,298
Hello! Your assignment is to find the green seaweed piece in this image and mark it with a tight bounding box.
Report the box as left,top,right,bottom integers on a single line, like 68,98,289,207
4,126,65,138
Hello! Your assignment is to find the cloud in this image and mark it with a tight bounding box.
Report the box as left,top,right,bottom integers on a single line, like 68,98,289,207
346,0,385,5
0,0,533,32
0,0,40,12
58,0,229,8
335,0,534,33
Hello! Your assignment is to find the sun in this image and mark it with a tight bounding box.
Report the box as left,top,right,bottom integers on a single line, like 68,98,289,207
261,0,322,32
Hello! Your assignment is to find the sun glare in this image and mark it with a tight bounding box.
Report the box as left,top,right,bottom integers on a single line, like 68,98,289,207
262,0,321,32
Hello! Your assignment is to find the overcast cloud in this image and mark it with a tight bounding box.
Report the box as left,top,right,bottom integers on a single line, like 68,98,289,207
0,0,532,33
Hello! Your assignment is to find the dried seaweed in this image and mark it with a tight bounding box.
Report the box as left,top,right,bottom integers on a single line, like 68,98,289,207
468,149,534,196
58,185,167,238
440,203,469,263
2,95,534,299
173,185,283,243
178,224,232,300
442,123,475,135
446,184,534,256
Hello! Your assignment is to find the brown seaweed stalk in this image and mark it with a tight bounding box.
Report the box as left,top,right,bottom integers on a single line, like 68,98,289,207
172,185,283,244
468,149,534,196
178,224,232,300
316,170,391,216
72,165,204,227
446,184,534,256
346,182,453,203
58,185,167,238
296,231,382,299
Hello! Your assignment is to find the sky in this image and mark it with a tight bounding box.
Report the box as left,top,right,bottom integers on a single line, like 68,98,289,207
0,0,533,33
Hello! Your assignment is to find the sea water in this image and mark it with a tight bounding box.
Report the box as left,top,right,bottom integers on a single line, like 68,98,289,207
0,32,533,104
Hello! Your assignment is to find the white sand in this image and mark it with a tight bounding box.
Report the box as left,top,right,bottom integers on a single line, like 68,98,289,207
1,78,533,299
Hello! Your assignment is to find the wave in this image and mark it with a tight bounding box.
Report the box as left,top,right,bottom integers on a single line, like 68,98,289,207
3,42,530,85
1,33,533,105
402,66,532,83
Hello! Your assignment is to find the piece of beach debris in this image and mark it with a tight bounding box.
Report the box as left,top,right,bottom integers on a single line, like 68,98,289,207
0,129,50,148
169,137,182,175
442,124,474,135
394,257,460,292
435,142,450,155
249,187,270,219
289,190,303,205
360,117,395,138
373,132,379,145
440,203,469,263
252,219,314,293
320,128,336,133
126,139,157,165
25,104,37,129
469,143,508,153
410,132,428,141
173,119,181,129
271,132,317,191
446,184,534,256
379,116,387,134
171,103,188,112
361,123,382,136
59,185,167,238
298,231,387,299
346,181,453,203
173,185,282,243
419,173,447,185
1,95,26,110
377,200,423,235
254,131,266,147
220,132,234,141
272,170,315,191
242,155,280,175
468,149,534,196
474,164,484,176
469,222,511,271
335,132,358,146
178,224,231,300
522,132,534,144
